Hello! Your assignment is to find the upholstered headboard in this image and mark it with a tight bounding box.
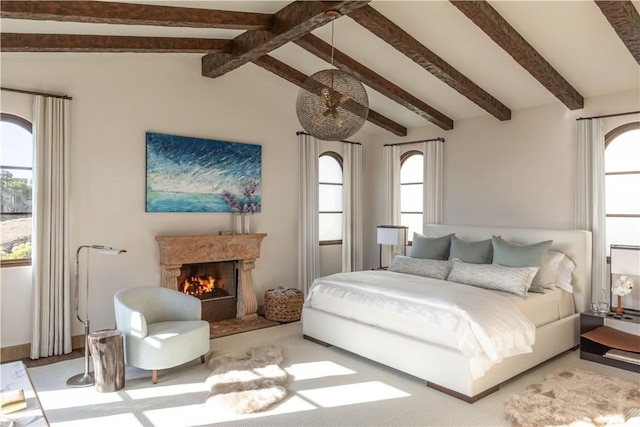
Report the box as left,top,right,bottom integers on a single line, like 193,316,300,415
423,225,593,313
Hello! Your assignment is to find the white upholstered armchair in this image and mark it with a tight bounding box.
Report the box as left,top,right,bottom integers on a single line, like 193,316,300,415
114,286,210,384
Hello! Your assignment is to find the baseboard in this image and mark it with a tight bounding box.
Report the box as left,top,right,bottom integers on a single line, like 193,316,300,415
1,334,85,362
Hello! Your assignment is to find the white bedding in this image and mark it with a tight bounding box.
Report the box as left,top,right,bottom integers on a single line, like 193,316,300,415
305,270,536,379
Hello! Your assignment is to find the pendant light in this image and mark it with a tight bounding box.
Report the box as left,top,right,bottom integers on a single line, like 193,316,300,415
296,11,369,141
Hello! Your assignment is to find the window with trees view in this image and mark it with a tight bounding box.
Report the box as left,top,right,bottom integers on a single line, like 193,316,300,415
319,153,343,243
605,123,640,254
1,113,33,265
400,151,423,242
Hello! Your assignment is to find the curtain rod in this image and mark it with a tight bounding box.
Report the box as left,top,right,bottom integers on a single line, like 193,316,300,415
577,110,639,121
1,86,72,100
384,137,444,147
296,131,361,145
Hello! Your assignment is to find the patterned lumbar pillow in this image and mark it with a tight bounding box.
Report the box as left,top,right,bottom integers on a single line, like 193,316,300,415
388,256,452,280
447,258,539,297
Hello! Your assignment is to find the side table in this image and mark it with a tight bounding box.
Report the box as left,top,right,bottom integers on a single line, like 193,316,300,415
580,311,640,372
0,361,49,426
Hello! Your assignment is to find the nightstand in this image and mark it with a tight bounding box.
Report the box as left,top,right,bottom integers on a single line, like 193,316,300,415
580,311,640,372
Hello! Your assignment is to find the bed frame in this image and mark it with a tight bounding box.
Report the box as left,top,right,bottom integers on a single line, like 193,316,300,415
302,225,592,402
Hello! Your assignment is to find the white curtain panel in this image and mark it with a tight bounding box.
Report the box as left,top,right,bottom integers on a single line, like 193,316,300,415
575,119,606,305
298,133,320,296
31,96,72,358
422,140,444,225
342,143,363,272
382,145,401,266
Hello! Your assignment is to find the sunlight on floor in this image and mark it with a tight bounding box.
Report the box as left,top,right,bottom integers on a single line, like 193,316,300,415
124,382,208,400
297,381,410,408
285,360,356,380
38,387,123,410
47,412,142,427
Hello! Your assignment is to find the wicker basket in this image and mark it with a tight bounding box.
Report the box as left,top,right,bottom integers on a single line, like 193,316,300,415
264,288,304,322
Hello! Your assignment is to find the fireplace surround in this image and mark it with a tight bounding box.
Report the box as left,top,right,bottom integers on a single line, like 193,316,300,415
156,233,266,321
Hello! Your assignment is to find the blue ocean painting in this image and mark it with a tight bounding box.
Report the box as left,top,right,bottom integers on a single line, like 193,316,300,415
146,132,262,213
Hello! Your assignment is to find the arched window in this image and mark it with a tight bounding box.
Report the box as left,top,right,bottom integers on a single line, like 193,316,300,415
319,152,343,244
605,123,640,253
400,151,423,242
1,113,33,266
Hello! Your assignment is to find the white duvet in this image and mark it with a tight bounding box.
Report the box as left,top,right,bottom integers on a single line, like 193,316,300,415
304,270,536,379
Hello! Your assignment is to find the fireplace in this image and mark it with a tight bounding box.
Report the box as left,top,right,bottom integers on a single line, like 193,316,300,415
178,261,238,322
155,233,266,322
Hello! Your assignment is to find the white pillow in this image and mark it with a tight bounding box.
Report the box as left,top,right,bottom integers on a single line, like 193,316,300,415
388,256,452,280
447,258,539,297
555,255,576,293
532,251,566,289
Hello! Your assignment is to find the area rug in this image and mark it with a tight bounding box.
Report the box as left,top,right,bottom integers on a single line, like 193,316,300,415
505,368,640,427
205,344,288,414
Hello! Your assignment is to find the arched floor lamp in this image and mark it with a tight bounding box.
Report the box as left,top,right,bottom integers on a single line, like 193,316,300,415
67,245,127,388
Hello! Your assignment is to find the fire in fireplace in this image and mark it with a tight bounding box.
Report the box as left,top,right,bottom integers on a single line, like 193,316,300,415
176,260,238,322
182,275,229,299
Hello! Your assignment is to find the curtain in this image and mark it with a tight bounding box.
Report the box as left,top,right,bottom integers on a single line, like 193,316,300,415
298,133,320,296
422,140,444,225
31,96,72,358
342,143,363,272
575,119,606,305
381,145,401,267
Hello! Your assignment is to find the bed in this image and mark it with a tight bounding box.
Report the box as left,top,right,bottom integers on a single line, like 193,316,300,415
302,225,592,402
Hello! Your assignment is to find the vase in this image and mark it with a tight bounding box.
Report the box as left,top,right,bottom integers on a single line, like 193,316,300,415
234,214,242,234
615,295,624,315
242,214,251,234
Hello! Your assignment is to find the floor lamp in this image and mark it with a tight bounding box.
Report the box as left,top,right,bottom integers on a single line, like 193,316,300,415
376,225,408,269
67,245,127,388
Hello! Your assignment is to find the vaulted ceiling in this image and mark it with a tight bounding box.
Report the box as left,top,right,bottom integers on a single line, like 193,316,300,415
2,0,639,137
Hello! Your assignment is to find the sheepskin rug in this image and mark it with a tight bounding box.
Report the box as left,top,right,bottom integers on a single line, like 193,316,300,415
205,345,288,414
505,368,640,427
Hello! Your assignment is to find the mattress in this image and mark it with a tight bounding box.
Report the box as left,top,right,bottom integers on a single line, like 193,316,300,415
304,270,541,378
484,287,575,328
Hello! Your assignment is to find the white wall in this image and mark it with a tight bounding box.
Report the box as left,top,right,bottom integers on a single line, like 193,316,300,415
1,51,638,349
361,90,640,270
0,54,311,346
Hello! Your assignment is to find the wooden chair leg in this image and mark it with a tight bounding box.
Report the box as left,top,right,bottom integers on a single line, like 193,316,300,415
152,370,158,384
200,355,205,364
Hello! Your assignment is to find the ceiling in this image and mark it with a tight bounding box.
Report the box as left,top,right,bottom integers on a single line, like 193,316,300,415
2,0,639,137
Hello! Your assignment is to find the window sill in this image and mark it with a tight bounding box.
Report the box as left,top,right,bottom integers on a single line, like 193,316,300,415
0,259,32,268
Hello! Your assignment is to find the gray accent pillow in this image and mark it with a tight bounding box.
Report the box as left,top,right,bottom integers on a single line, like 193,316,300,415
410,233,453,260
447,258,539,297
491,236,552,268
388,256,452,280
449,236,493,264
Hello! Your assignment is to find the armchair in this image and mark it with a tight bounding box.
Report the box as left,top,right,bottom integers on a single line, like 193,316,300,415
114,286,210,384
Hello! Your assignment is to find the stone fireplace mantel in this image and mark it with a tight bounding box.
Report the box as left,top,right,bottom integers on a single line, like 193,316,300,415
156,233,267,320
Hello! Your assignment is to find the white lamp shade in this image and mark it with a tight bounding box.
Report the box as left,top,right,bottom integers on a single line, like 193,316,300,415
611,245,640,275
377,226,407,246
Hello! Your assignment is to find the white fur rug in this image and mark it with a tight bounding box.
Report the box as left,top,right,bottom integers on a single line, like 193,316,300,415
205,344,288,414
505,368,640,427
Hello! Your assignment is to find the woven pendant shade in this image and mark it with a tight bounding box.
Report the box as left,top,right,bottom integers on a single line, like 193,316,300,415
296,69,369,141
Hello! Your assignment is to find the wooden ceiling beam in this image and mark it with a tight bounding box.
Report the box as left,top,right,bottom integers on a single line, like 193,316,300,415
594,0,640,65
349,5,511,121
253,55,407,137
294,34,453,130
202,1,371,79
451,0,584,110
1,33,232,53
0,0,273,30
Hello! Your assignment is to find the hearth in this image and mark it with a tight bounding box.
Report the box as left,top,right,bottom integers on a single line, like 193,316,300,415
156,233,267,321
177,260,238,322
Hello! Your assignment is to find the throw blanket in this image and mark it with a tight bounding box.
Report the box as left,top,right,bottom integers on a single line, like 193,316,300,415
305,270,536,379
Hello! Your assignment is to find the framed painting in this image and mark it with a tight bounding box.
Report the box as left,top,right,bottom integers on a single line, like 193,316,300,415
146,132,262,213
